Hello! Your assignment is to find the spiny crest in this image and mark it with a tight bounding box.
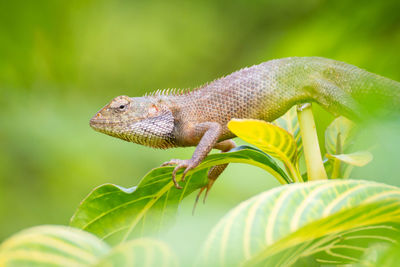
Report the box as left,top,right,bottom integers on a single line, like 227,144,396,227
142,68,244,98
144,87,198,97
142,63,260,98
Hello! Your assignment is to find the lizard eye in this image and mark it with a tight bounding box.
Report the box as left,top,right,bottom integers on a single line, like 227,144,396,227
119,105,126,110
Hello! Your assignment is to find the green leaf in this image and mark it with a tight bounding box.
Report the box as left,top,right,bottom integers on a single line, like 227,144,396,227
355,243,400,267
273,106,303,157
325,117,366,178
0,225,109,267
325,116,356,155
95,238,178,267
199,180,400,266
205,146,290,184
70,146,289,244
0,225,178,267
228,119,301,182
327,151,373,167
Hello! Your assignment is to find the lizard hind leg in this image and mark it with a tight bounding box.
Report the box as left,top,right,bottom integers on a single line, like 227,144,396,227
193,140,236,214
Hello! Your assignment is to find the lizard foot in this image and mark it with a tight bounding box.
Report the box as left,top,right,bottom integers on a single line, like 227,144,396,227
161,159,198,189
192,179,215,215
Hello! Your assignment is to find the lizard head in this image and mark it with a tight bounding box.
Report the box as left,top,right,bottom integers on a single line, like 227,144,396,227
90,95,176,148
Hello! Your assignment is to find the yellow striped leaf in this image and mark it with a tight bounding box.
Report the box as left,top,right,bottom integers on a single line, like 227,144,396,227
199,180,400,266
326,151,373,167
95,238,178,267
325,116,356,155
228,119,301,182
324,117,371,178
0,225,109,267
0,226,178,267
273,106,303,157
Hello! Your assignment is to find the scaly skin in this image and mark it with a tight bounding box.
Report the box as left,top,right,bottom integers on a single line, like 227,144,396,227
90,57,400,191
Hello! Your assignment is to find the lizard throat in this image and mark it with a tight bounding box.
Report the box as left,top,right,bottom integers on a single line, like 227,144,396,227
89,115,177,149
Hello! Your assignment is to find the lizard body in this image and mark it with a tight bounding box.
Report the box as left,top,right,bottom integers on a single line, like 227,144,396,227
90,57,400,189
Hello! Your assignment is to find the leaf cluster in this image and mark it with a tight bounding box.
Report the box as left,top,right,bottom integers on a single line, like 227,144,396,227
0,108,398,267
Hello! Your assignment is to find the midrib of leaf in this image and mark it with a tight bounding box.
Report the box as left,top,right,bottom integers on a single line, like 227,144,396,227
200,180,400,267
101,169,203,242
121,180,175,242
245,200,400,266
80,195,157,230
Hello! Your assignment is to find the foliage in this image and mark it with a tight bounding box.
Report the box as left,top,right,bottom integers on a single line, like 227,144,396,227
66,110,399,266
273,106,303,157
2,0,400,242
355,243,400,267
0,225,109,267
2,1,400,263
324,117,373,178
199,180,400,266
2,100,399,266
228,119,301,182
0,225,177,267
70,146,289,244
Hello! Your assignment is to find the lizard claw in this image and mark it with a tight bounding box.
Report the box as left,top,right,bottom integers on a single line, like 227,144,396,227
161,159,197,189
192,179,215,215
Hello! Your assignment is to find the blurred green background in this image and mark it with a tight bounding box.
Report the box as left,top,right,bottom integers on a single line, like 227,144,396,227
1,0,400,244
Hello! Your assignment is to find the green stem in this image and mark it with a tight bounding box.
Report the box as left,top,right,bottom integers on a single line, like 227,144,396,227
331,133,342,179
297,103,328,180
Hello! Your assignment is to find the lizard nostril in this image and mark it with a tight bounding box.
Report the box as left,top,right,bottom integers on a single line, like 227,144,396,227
96,113,102,118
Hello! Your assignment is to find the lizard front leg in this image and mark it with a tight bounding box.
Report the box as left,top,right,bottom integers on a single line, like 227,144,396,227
162,122,222,189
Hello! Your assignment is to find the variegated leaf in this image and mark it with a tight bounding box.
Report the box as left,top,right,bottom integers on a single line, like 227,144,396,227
0,225,109,267
95,238,178,267
228,119,301,182
199,180,400,266
273,106,303,157
0,226,178,267
325,116,357,155
327,151,373,167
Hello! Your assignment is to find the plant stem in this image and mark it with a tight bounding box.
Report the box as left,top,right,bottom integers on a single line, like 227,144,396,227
297,103,328,180
331,133,342,179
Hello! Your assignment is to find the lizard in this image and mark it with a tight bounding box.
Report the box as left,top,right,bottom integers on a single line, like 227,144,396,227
90,56,400,198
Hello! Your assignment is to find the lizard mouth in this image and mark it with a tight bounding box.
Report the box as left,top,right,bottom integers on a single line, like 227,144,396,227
89,113,142,132
89,114,126,130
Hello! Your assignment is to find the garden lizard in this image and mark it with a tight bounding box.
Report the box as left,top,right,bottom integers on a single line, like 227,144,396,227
90,57,400,194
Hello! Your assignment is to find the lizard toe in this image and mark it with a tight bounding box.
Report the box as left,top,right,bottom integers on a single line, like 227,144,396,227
171,162,189,189
163,159,198,188
161,159,182,166
171,167,183,189
181,163,196,182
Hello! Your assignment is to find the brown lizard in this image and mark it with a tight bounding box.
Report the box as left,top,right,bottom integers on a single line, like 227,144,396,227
90,57,400,196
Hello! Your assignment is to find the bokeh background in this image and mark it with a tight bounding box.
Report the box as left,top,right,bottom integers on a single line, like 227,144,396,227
1,0,400,249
